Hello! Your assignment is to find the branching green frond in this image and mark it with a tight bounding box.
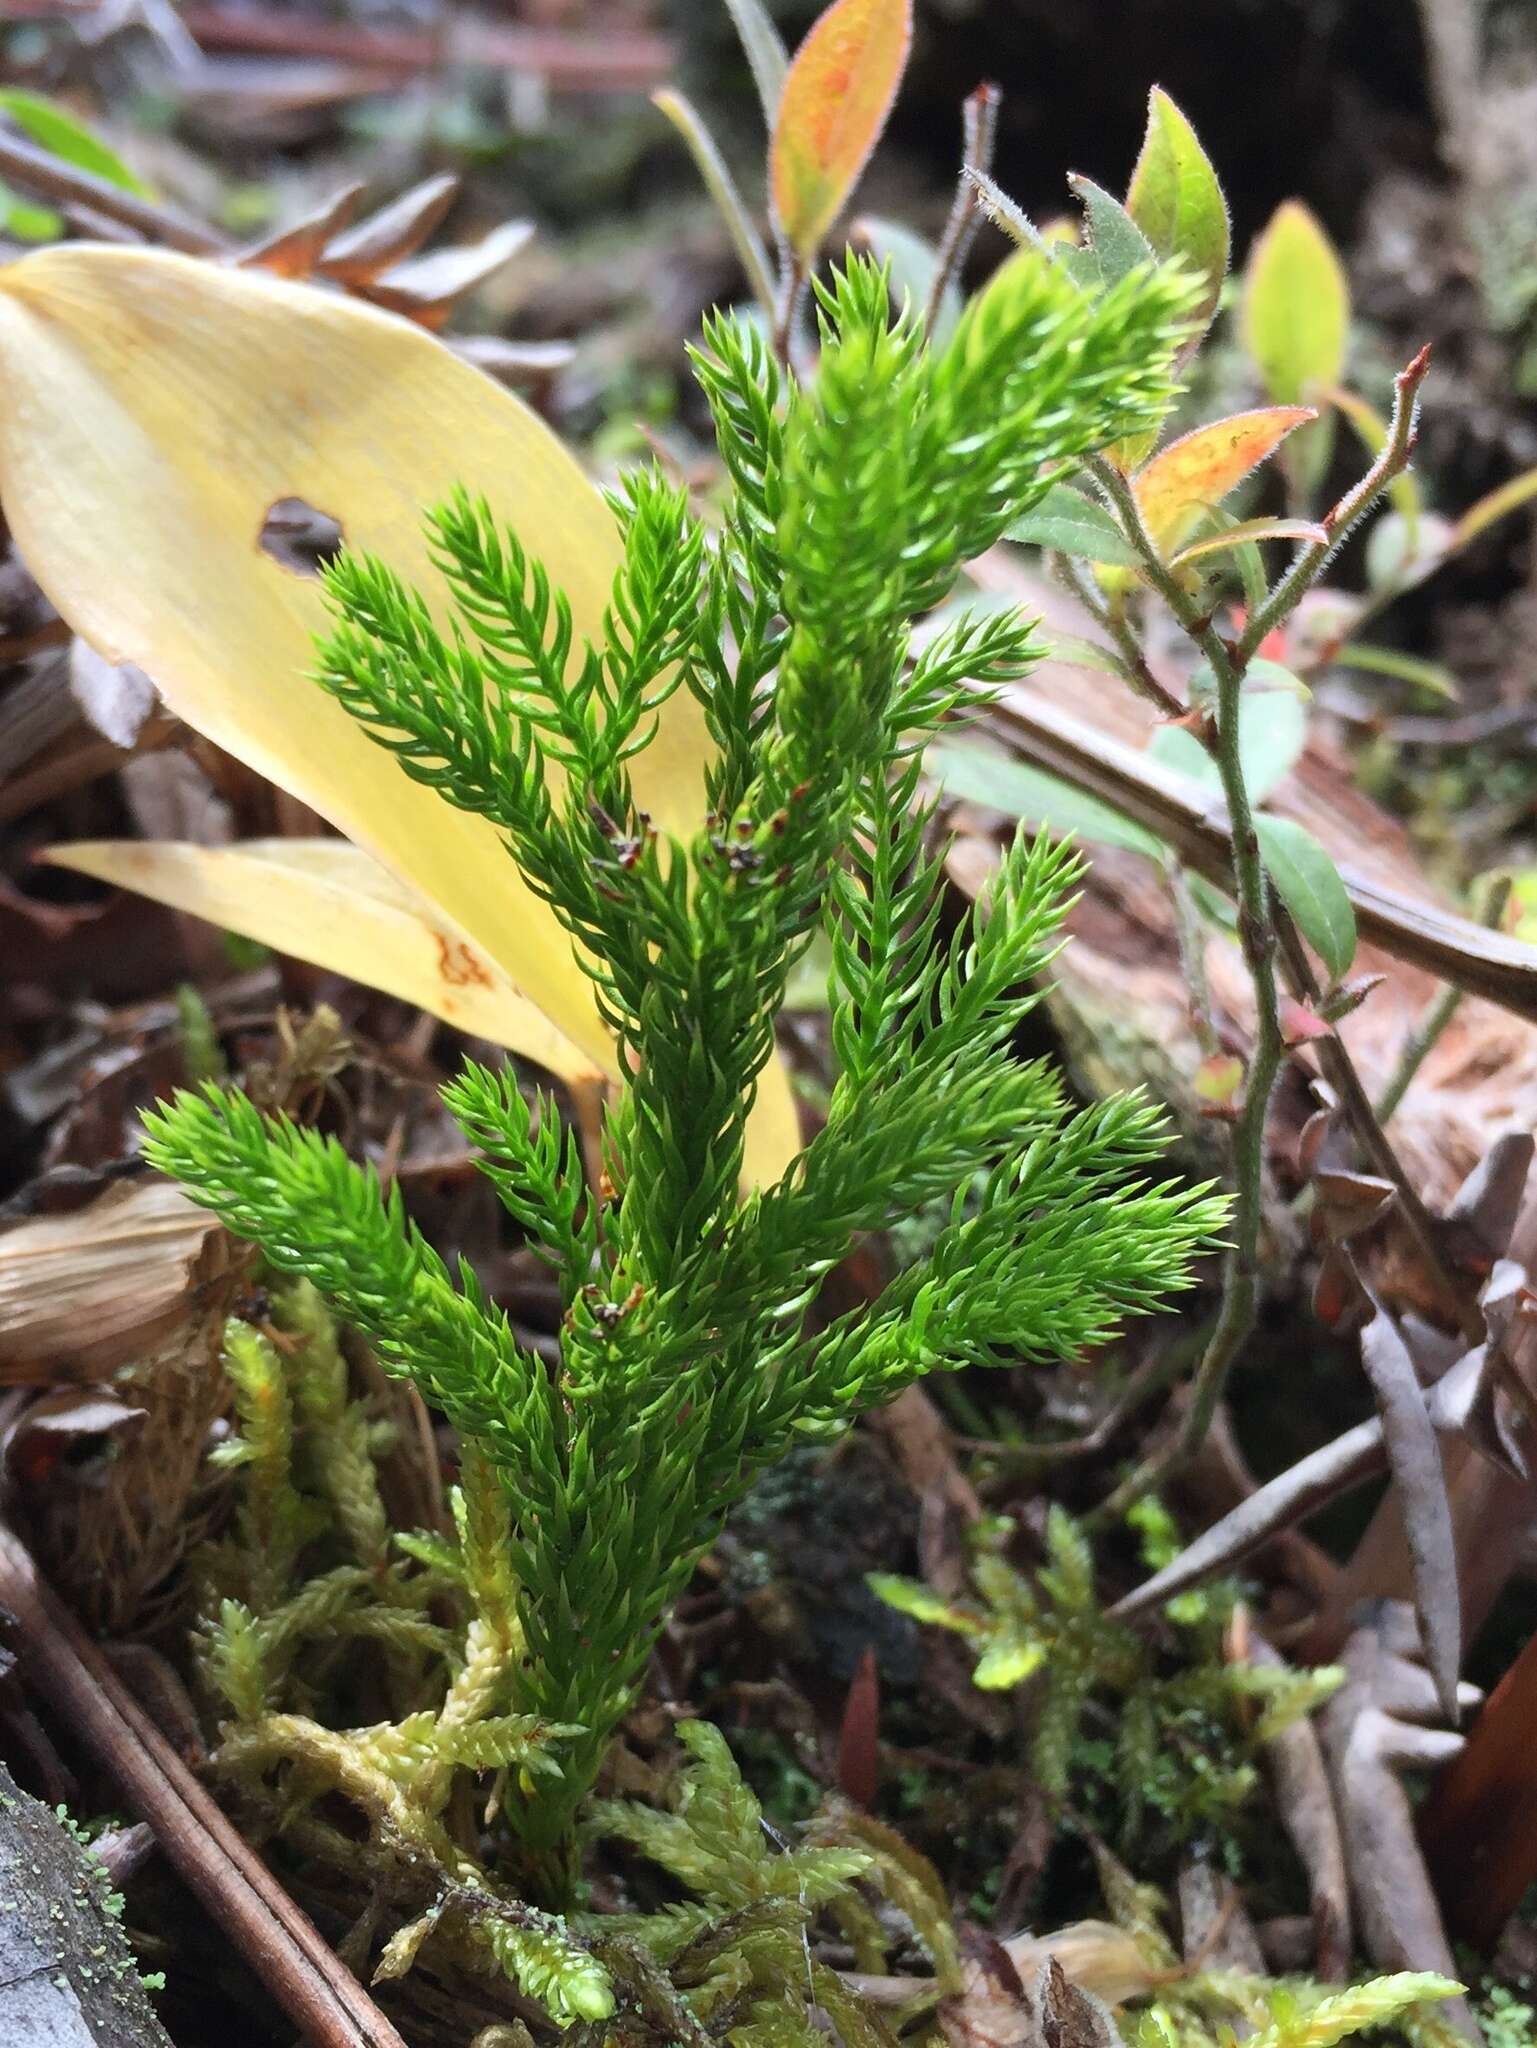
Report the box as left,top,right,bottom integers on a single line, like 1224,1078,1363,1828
1242,1976,1462,2048
689,306,788,600
316,548,557,836
143,1086,554,1473
588,1721,868,1912
906,251,1201,606
892,603,1044,748
804,1097,1224,1416
476,1899,616,2023
442,1062,593,1288
158,233,1226,1889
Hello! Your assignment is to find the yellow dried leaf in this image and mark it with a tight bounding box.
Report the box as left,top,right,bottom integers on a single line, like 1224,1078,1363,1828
43,838,600,1083
770,0,912,262
0,245,801,1184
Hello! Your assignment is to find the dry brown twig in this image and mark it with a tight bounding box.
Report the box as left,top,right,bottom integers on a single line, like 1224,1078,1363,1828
0,1520,411,2048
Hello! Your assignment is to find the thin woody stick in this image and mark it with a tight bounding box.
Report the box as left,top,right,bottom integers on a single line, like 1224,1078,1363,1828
0,1521,410,2048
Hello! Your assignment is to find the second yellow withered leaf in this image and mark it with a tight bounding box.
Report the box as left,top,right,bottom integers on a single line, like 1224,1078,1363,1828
45,837,603,1083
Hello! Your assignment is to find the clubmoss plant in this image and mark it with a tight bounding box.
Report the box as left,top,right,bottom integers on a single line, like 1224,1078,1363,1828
144,249,1225,1883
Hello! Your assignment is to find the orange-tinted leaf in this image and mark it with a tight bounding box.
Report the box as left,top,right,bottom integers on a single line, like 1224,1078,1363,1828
1133,406,1315,554
769,0,912,262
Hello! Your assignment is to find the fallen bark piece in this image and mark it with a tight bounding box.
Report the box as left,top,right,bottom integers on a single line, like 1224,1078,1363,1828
0,1176,230,1382
1356,1300,1462,1721
0,1756,173,2048
940,1930,1125,2048
1420,1623,1537,1946
1178,1859,1267,1978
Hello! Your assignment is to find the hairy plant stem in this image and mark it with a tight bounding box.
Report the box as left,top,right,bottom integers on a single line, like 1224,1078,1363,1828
771,242,809,370
1086,454,1285,1512
1235,346,1432,665
1048,551,1186,718
925,81,1001,336
1086,361,1432,1503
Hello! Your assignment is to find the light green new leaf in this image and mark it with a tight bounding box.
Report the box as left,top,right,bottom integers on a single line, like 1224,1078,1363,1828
1242,199,1350,403
722,0,790,128
0,180,61,242
866,1573,972,1630
973,1637,1046,1690
926,739,1160,858
1334,642,1459,701
653,89,776,314
1149,689,1307,805
0,89,152,197
1125,87,1229,337
1255,814,1357,979
1005,481,1141,566
1447,464,1537,556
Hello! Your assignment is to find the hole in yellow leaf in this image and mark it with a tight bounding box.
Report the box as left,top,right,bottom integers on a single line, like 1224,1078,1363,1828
258,497,345,577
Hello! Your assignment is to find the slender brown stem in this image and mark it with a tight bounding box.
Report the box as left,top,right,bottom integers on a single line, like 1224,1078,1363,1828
0,127,226,253
1085,351,1436,1503
1088,453,1284,1508
0,1522,409,2048
925,82,1000,336
1048,551,1187,718
1273,919,1483,1345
